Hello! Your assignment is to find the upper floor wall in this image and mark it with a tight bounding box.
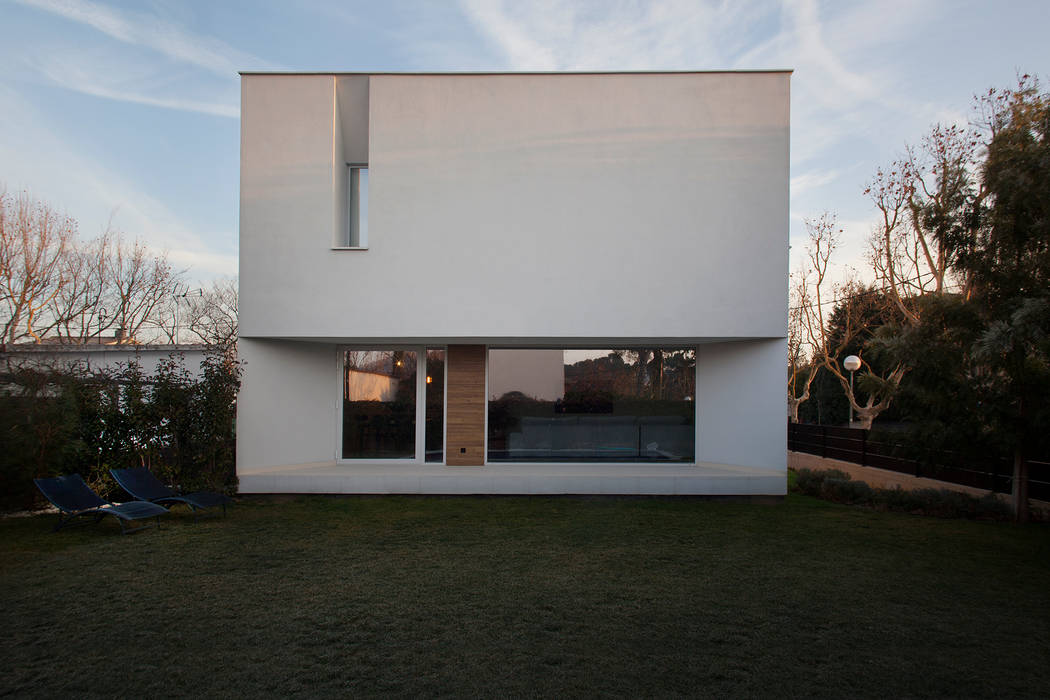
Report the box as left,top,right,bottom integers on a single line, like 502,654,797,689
239,72,790,341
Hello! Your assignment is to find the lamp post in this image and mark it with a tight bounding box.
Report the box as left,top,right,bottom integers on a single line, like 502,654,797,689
843,355,861,427
95,307,107,344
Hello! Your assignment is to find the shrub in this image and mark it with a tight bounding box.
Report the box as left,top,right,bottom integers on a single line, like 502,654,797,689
821,478,873,505
909,488,977,519
0,366,83,510
0,350,241,512
976,492,1012,520
791,468,1014,521
793,468,851,497
873,485,925,513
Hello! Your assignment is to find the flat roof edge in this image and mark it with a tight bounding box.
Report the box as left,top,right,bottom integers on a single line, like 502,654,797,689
238,69,793,76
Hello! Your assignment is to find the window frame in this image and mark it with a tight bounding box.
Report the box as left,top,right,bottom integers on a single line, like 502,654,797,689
335,346,447,464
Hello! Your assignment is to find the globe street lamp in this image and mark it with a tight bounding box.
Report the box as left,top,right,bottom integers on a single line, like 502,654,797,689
843,355,862,427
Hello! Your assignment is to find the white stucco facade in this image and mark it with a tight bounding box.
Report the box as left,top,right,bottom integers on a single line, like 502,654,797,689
237,71,789,495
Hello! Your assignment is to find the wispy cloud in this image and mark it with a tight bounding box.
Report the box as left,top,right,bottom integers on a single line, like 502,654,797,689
26,51,240,118
13,0,270,75
457,0,769,71
66,81,238,118
782,0,878,104
459,0,558,69
791,169,841,198
9,0,258,117
0,85,237,280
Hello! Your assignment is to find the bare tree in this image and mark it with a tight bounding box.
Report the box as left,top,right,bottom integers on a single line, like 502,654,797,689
799,213,905,429
47,230,112,343
866,124,983,322
0,189,77,346
106,235,183,343
2,189,199,347
185,277,238,350
787,269,818,422
152,291,180,345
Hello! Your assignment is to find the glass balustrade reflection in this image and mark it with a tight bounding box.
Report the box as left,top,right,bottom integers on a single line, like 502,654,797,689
487,349,696,462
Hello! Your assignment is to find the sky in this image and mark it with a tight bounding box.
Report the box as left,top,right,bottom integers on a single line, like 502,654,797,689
1,0,1048,285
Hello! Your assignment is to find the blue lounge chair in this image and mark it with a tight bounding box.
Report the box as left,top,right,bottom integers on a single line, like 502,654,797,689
33,474,169,535
110,467,231,517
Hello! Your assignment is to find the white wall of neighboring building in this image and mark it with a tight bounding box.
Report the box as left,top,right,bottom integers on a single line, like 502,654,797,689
239,72,789,343
2,345,209,378
346,369,399,402
488,349,564,401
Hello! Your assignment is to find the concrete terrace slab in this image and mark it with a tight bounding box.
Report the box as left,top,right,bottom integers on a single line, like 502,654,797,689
238,461,786,496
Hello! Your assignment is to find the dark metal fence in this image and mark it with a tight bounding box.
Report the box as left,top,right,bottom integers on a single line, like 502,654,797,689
788,422,1050,501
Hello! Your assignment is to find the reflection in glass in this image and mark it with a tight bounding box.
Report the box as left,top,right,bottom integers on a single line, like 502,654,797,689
342,350,416,459
348,166,368,246
425,348,445,463
488,349,696,462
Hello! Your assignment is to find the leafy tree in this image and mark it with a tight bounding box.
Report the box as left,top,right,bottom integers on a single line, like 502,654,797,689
868,294,993,457
875,77,1050,520
149,354,194,484
960,77,1050,520
0,361,82,508
188,351,242,491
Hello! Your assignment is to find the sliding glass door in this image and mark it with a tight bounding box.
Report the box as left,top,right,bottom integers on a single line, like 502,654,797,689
341,348,445,461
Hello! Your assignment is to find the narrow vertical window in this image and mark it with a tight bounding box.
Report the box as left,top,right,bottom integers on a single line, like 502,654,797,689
425,348,446,463
348,165,369,247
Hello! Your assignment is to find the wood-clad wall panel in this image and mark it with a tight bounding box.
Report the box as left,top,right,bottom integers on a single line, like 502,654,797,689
445,345,486,466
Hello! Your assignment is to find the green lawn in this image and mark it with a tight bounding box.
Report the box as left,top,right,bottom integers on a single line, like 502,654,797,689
2,495,1049,698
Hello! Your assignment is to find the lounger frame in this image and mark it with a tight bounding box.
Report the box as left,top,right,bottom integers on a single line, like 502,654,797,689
33,475,168,535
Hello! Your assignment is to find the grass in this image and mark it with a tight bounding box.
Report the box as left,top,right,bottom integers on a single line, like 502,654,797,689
2,494,1049,698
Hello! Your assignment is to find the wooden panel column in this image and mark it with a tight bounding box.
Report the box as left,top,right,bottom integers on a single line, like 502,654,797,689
445,345,486,466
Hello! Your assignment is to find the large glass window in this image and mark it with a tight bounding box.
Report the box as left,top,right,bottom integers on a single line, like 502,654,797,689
487,349,696,462
342,350,416,459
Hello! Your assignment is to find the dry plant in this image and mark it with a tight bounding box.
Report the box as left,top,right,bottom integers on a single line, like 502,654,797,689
799,213,905,429
1,188,186,346
0,189,76,346
866,123,983,321
185,277,238,350
787,269,817,422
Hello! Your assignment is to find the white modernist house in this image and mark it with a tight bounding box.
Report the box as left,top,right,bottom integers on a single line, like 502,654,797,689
237,71,789,495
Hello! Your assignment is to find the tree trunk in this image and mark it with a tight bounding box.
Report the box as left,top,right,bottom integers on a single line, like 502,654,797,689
653,350,664,399
853,408,876,430
1012,447,1029,523
636,350,650,396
